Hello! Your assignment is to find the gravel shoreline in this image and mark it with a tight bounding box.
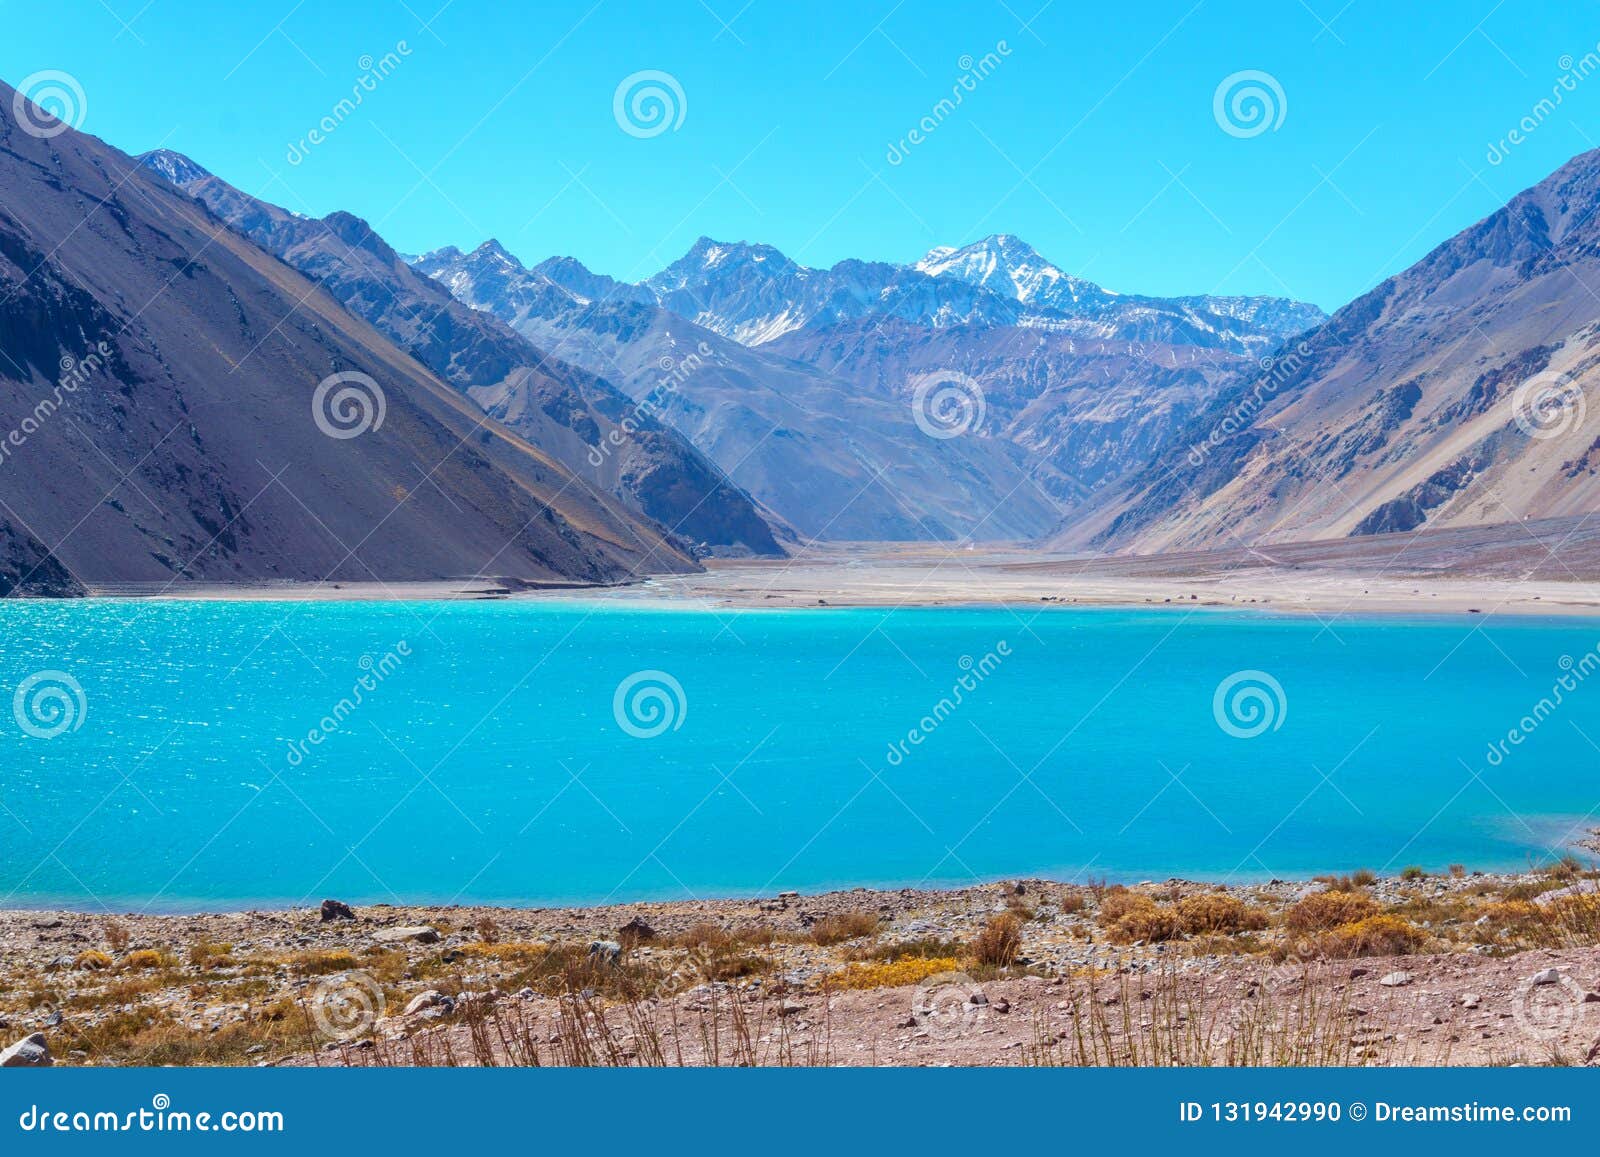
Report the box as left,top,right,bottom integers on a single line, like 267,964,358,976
4,867,1600,1068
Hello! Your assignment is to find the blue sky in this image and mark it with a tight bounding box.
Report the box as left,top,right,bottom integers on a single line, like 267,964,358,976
3,0,1598,310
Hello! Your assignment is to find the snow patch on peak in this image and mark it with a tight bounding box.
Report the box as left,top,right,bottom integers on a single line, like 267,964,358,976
471,238,525,269
138,149,212,188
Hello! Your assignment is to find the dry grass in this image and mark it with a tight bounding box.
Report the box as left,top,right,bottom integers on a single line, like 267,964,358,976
972,913,1023,967
808,912,881,946
1284,891,1380,933
1026,962,1370,1067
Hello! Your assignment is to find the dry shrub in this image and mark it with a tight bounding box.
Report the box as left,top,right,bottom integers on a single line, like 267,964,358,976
119,949,172,971
1324,915,1428,957
103,920,131,953
187,941,232,969
809,911,880,946
1479,896,1600,949
972,913,1023,966
671,922,776,951
1543,856,1583,881
73,950,112,970
1097,891,1180,944
1176,892,1269,936
1285,890,1379,933
825,957,961,991
1056,888,1089,915
1315,869,1376,891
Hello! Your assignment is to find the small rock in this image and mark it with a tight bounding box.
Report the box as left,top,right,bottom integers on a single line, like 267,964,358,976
1531,968,1562,986
1379,971,1413,988
969,991,989,1006
372,926,439,945
320,899,356,922
1,1034,51,1068
587,940,622,965
1461,993,1481,1008
403,990,444,1016
779,1001,806,1017
1349,967,1370,980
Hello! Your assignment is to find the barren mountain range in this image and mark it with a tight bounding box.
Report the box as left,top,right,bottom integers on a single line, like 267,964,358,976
7,68,1600,594
137,152,782,559
0,81,703,596
1083,148,1600,556
412,233,1320,538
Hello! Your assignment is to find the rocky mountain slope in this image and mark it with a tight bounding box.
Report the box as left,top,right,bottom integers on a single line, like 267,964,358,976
0,82,698,593
137,151,781,558
415,244,1065,541
1088,148,1600,554
765,318,1243,504
414,233,1323,541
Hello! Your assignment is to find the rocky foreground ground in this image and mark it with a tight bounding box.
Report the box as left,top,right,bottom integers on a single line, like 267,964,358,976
4,866,1600,1068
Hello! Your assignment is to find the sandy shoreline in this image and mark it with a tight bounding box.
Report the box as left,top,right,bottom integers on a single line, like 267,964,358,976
75,543,1600,618
69,518,1600,614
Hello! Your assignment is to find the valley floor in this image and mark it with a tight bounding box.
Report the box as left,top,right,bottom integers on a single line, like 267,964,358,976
5,865,1600,1068
94,518,1600,616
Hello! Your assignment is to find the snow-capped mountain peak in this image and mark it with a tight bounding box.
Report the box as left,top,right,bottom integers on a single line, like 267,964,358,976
137,148,212,187
915,233,1111,309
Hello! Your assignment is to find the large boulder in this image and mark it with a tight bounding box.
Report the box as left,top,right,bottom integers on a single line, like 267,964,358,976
320,899,357,922
0,1034,51,1067
618,916,657,944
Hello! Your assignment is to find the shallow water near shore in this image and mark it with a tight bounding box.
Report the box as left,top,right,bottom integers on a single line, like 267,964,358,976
2,599,1598,912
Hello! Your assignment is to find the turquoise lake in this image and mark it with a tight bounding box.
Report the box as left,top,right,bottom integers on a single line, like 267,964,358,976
1,599,1598,912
